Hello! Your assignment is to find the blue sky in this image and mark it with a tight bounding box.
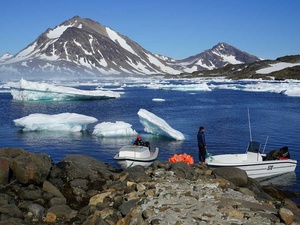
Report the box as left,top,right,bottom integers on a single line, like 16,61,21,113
1,0,299,60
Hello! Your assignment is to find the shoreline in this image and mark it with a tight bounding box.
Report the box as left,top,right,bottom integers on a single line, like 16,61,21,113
0,147,299,225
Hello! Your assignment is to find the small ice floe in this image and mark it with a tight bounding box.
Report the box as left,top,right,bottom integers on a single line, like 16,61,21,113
14,113,98,132
152,98,165,102
137,108,185,141
92,121,138,137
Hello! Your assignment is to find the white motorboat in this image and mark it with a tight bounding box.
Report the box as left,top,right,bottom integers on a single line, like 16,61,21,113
207,141,297,179
114,145,159,170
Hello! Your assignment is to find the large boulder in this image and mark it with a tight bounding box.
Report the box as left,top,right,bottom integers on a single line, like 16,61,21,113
213,167,248,187
122,165,151,183
58,154,117,182
0,148,52,184
12,152,52,184
170,162,197,180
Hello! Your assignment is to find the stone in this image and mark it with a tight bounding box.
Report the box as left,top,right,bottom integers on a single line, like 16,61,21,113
283,199,300,222
43,212,57,223
47,204,77,220
70,178,89,190
59,154,117,182
19,186,42,200
119,199,140,216
12,152,52,184
26,203,45,219
123,166,151,182
0,157,10,185
0,203,23,218
82,213,109,225
42,180,64,198
170,162,197,180
279,207,294,225
89,192,112,206
0,193,11,207
49,197,67,207
213,167,248,187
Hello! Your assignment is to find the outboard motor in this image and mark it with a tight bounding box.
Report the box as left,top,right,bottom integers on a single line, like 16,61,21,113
144,141,150,150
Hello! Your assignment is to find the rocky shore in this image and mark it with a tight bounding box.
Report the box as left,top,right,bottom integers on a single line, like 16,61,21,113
0,147,299,225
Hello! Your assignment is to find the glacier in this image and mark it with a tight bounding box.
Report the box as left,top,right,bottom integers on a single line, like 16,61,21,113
93,121,138,137
137,109,185,141
7,79,121,101
14,113,98,132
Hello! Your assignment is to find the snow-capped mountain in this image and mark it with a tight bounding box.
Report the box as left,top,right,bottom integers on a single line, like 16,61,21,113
176,42,261,72
0,16,260,78
0,53,13,63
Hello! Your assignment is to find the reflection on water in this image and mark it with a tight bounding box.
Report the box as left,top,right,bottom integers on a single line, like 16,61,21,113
16,130,85,143
258,172,297,187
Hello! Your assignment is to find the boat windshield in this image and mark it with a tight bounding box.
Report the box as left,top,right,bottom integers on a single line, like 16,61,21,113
247,141,261,153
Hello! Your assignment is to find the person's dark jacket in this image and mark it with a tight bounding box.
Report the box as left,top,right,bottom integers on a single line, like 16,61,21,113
197,130,206,147
133,139,144,146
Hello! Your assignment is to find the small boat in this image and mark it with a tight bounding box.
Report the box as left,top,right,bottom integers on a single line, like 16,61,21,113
114,145,159,169
207,141,297,179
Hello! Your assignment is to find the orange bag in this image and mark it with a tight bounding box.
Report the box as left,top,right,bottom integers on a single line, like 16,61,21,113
168,153,194,165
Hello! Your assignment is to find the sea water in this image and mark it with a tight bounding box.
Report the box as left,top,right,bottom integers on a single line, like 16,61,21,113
0,81,299,197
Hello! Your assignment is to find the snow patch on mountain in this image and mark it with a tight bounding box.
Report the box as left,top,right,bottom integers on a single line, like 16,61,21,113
47,24,74,39
256,62,300,74
0,53,13,62
212,50,242,64
106,27,137,56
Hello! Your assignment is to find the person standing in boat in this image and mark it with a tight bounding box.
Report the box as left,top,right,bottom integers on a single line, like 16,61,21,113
133,135,145,146
197,126,207,164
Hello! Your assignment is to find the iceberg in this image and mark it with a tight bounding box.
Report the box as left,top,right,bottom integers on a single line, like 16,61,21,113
14,113,98,132
93,121,138,137
7,79,121,101
137,109,185,141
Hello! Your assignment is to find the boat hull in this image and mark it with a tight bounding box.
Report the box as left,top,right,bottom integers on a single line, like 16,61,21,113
207,154,297,179
115,158,156,170
114,145,159,170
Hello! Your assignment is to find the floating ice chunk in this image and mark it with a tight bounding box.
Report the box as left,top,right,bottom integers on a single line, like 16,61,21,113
282,84,300,97
7,79,121,101
137,109,185,141
14,113,98,132
146,82,211,92
152,98,165,102
93,121,138,137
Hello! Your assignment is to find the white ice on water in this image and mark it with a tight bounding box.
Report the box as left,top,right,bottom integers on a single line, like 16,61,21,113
7,79,121,101
14,113,98,132
93,121,138,137
137,109,185,141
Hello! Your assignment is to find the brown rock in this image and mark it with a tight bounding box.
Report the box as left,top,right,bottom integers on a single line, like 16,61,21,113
12,152,52,184
279,207,294,225
0,157,10,185
283,199,300,222
43,212,57,223
42,180,64,198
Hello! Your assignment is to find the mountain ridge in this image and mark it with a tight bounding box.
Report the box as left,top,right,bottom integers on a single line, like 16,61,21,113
0,16,262,78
